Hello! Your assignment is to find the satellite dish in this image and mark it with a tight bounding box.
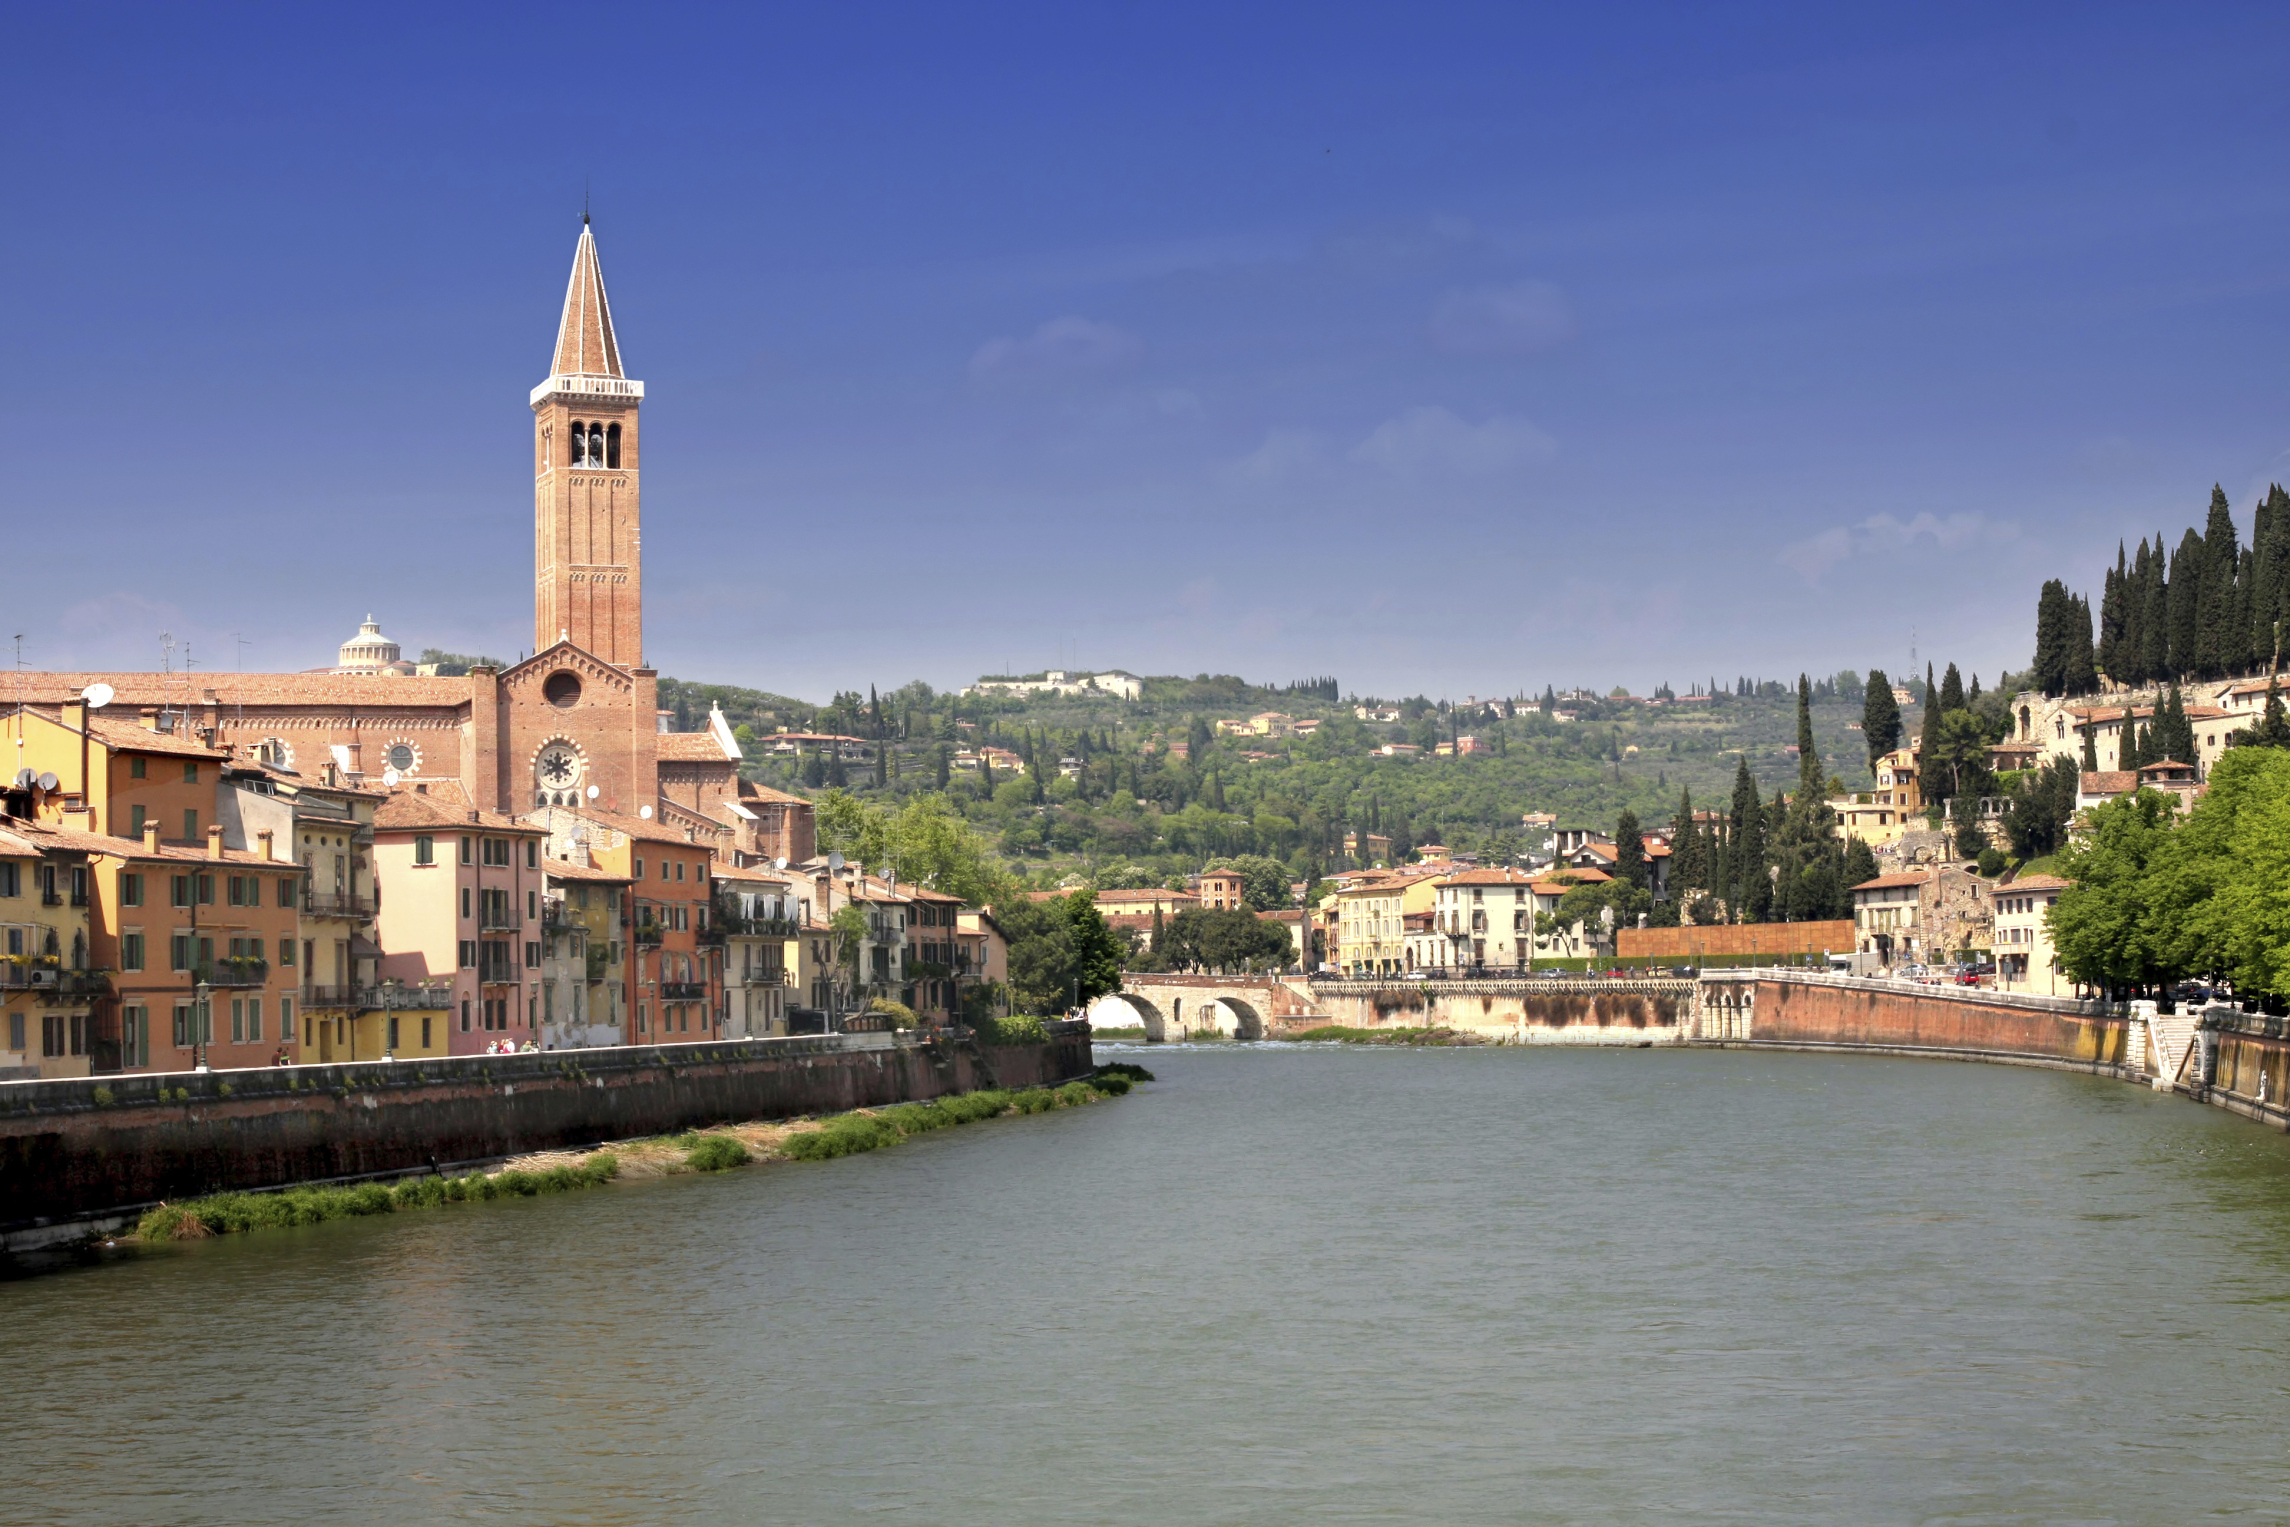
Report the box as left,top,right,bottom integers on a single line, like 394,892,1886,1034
827,851,845,872
12,769,31,788
382,767,401,787
81,683,114,710
773,857,788,871
638,805,653,819
586,784,600,799
36,772,58,792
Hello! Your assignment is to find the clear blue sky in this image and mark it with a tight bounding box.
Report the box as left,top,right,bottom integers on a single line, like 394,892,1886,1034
10,4,2290,702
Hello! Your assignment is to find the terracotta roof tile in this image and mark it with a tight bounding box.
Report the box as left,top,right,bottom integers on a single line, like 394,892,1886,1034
2004,873,2072,891
657,732,739,762
2080,771,2136,794
82,717,231,760
1851,872,1934,891
374,789,543,834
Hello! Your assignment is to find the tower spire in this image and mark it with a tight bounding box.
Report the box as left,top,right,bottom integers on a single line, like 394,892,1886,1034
550,220,622,379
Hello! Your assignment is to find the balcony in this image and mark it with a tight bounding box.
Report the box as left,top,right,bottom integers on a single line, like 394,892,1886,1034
36,969,110,1003
585,946,611,984
478,910,523,932
359,983,453,1011
301,983,359,1008
302,891,376,919
717,914,799,938
660,981,707,1000
695,925,726,949
40,890,61,907
194,957,268,988
633,920,663,948
737,967,788,988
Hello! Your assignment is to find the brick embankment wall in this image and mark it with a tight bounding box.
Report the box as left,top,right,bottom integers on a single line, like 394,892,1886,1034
1618,921,1855,960
0,1026,1094,1231
1711,974,2131,1070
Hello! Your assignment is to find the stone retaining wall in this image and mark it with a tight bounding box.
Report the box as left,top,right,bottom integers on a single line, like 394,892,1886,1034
0,1025,1094,1233
1697,971,2133,1070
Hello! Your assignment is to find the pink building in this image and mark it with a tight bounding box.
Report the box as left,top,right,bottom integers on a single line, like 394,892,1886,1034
372,784,549,1055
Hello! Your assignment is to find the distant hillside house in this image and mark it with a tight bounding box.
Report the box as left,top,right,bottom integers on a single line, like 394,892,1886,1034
962,669,1141,701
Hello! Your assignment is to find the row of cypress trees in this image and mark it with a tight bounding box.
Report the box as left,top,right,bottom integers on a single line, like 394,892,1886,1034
1656,677,1877,925
2088,485,2290,689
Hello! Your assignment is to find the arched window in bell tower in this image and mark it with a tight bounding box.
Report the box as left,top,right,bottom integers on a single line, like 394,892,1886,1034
569,420,587,465
588,422,605,464
606,422,621,469
542,424,552,469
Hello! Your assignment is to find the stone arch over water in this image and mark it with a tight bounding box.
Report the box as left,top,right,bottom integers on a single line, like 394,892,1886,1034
1193,996,1264,1042
1087,993,1168,1043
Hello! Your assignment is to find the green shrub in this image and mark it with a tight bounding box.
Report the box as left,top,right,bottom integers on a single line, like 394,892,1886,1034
393,1177,447,1209
685,1134,751,1172
91,1086,115,1107
781,1115,902,1161
972,1013,1048,1046
1095,1062,1154,1083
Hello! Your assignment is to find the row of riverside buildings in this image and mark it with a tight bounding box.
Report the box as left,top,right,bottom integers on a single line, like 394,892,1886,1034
1831,674,2285,997
0,221,1009,1079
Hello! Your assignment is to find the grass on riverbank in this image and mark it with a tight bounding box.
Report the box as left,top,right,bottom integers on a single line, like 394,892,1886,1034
135,1069,1144,1243
1287,1025,1487,1046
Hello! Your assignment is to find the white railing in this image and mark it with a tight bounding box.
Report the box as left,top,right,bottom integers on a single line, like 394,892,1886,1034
529,374,646,405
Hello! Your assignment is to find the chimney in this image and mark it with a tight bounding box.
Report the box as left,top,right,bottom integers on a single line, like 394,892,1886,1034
139,706,159,732
257,829,275,862
207,824,224,860
61,699,86,733
414,782,428,795
657,710,675,734
142,821,160,854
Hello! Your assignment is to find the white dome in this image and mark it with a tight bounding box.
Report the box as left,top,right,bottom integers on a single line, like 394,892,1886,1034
336,615,402,672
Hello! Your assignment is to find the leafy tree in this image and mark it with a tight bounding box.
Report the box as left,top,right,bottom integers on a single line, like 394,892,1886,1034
2004,756,2080,860
2050,790,2184,996
1154,906,1292,972
1862,669,1902,770
997,890,1126,1015
1921,709,1995,811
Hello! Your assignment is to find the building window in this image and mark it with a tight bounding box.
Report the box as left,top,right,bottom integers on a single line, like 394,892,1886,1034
460,836,473,865
171,933,192,972
129,756,146,780
183,762,199,784
634,857,644,879
121,872,142,907
129,804,146,836
606,421,621,468
279,939,295,967
461,886,472,920
415,835,434,866
170,874,190,908
196,874,213,906
122,933,144,972
387,1015,400,1050
525,940,540,969
183,809,199,840
459,939,477,969
280,997,293,1044
0,863,14,899
461,998,471,1032
570,418,587,465
279,878,294,908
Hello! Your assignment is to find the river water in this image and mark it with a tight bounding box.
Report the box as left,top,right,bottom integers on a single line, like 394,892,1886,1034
11,1045,2290,1525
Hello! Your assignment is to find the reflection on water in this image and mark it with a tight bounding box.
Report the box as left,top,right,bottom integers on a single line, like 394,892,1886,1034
10,1046,2290,1525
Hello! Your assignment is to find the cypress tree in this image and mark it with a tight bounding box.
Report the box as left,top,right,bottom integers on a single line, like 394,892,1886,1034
2120,719,2148,773
2141,536,2170,684
2064,595,2099,696
1938,662,1966,716
935,744,951,789
1615,808,1646,890
2155,684,2196,769
2168,527,2204,679
2034,580,2068,696
2097,544,2127,683
2081,721,2099,772
1728,756,1764,923
1795,673,1819,789
2198,485,2242,679
1672,787,1702,893
1863,669,1902,771
1925,662,1936,711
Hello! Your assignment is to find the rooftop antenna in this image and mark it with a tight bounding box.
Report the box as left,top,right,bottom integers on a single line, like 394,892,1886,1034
584,179,590,226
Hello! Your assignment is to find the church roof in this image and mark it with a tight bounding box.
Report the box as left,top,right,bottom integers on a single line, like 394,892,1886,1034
551,220,623,380
657,731,738,762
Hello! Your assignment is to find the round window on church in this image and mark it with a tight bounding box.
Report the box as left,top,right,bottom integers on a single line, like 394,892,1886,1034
385,744,416,772
544,671,582,708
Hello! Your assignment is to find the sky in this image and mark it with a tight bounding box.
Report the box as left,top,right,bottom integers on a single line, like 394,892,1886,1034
9,3,2290,703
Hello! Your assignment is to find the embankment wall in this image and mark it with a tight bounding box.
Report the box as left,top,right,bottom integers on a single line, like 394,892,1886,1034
1702,972,2132,1070
0,1027,1094,1232
1300,980,1694,1043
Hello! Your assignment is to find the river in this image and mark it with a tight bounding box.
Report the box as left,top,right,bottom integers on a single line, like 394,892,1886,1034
10,1044,2290,1525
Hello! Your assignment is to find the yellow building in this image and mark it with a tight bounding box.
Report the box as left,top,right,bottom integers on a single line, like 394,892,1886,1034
0,825,99,1077
1831,746,1924,847
1331,870,1442,975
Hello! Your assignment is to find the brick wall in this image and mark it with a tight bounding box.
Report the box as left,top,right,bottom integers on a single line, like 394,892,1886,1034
1724,973,2128,1064
1619,921,1854,960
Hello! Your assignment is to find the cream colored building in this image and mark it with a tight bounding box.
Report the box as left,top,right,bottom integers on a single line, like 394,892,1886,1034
1331,870,1442,975
1994,874,2070,995
1526,870,1609,962
1432,867,1537,971
1850,871,1932,968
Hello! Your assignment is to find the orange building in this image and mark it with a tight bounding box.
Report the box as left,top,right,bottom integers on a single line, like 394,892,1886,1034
530,807,720,1044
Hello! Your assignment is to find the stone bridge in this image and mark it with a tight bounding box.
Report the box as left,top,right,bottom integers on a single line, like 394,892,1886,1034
1093,974,1698,1044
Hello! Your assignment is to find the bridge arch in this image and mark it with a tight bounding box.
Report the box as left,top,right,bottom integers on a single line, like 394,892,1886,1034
1192,996,1264,1042
1087,992,1168,1043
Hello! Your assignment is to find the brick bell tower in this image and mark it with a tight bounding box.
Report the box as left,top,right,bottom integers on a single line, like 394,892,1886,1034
532,216,643,668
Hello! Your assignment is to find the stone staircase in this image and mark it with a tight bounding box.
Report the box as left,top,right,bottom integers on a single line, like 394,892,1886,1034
2141,1006,2199,1090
